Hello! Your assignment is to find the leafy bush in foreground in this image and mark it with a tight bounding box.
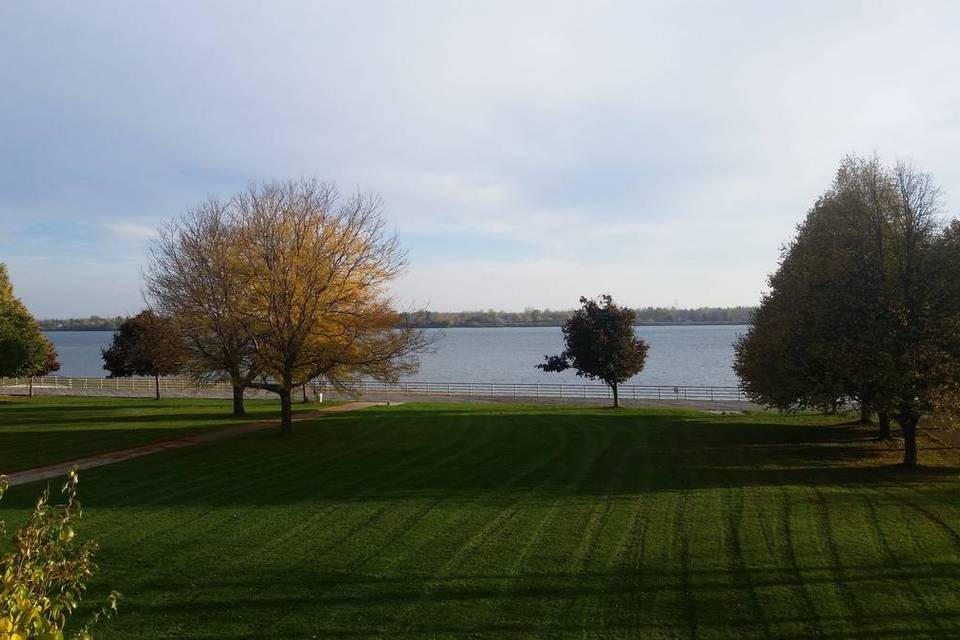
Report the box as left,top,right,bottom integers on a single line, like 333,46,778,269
0,470,119,640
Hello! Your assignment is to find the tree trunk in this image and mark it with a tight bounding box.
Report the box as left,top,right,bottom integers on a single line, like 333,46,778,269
231,381,246,417
302,383,309,403
898,412,920,468
28,377,33,398
877,411,891,440
154,374,161,400
859,405,871,424
611,383,619,408
279,386,293,435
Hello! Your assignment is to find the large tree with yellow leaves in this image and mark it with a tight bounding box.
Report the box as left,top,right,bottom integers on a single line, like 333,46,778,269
199,180,426,433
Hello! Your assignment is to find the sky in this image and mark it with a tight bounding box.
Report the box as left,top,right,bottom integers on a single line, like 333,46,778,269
2,1,959,318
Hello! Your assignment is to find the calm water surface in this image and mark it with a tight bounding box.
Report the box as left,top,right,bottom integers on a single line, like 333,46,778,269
45,325,748,387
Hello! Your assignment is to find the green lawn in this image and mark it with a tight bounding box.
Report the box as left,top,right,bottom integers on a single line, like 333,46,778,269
2,400,959,638
0,395,324,473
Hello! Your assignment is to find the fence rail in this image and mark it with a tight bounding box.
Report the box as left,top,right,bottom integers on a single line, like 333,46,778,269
340,380,745,401
0,376,236,393
0,376,746,402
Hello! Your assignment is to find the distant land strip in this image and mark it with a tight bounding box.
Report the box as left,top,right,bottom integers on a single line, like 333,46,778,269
40,307,755,331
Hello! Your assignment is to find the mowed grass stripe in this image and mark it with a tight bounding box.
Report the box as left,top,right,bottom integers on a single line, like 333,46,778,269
742,487,816,638
312,416,576,630
860,493,951,637
73,411,410,554
388,413,599,634
189,410,503,562
272,410,600,628
312,413,581,634
96,410,505,589
561,422,637,631
449,417,610,630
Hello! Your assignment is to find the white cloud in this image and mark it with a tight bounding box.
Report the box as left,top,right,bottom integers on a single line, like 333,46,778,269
102,222,157,244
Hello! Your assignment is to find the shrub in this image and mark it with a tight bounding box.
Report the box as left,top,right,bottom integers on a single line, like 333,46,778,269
0,470,119,640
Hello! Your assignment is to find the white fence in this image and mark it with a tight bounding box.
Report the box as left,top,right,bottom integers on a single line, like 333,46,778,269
339,380,746,401
0,376,235,393
0,376,747,402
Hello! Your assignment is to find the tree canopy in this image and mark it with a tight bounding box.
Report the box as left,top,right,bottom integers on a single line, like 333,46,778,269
145,180,429,433
0,263,49,380
232,181,428,433
537,295,648,408
735,156,960,466
102,310,186,400
145,198,259,416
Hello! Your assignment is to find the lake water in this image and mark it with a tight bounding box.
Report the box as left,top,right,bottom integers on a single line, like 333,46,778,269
44,325,748,387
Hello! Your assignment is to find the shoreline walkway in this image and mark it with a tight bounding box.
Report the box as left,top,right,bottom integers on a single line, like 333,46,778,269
2,401,384,488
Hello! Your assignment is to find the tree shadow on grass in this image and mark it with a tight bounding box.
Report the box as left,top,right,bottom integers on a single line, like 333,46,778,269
0,406,945,510
102,562,960,639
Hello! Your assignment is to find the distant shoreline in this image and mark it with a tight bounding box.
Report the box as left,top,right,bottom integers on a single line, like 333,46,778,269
40,307,756,332
43,321,751,331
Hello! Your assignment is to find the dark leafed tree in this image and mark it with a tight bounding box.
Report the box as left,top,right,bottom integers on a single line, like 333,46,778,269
880,162,953,466
927,220,960,425
537,295,648,408
0,263,49,384
231,180,431,434
145,198,260,417
735,157,900,431
102,310,186,400
26,338,61,397
736,155,959,466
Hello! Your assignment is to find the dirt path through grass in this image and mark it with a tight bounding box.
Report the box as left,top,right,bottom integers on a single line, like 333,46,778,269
2,401,384,487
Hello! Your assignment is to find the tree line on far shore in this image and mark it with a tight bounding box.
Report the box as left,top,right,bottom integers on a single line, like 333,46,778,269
399,306,755,327
39,306,756,331
38,316,126,331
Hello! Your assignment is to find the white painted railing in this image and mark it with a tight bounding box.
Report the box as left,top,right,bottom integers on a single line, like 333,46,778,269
0,376,235,393
320,380,745,401
0,376,746,402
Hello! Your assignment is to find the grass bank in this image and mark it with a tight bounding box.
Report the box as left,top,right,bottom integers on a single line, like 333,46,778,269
1,400,958,638
0,395,326,473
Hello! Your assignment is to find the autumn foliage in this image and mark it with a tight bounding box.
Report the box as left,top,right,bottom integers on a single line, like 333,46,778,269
0,470,119,640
